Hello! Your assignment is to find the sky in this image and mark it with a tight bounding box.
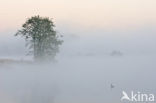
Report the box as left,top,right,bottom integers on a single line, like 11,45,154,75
0,0,156,57
0,0,156,31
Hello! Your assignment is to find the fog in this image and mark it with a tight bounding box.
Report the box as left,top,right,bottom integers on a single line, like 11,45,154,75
0,25,156,103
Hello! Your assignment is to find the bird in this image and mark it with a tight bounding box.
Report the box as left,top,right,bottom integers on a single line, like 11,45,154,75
110,83,115,89
121,91,131,101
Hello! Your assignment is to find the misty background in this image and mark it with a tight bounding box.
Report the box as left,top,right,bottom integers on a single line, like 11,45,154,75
0,0,156,103
0,24,156,58
0,23,156,103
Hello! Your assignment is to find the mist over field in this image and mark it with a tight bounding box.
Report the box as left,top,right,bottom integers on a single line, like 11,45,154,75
1,0,156,102
0,25,156,103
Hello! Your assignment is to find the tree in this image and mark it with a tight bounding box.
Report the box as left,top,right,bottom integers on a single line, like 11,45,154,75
15,15,63,62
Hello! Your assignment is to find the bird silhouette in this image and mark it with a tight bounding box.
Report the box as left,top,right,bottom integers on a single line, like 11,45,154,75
121,91,131,101
110,84,115,89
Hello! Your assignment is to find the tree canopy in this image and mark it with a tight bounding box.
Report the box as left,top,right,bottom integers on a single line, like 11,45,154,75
15,15,63,62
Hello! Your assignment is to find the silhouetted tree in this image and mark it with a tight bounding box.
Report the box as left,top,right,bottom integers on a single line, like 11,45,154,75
15,15,63,62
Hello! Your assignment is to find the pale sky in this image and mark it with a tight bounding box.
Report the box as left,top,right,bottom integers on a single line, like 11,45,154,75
0,0,156,31
0,0,156,56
